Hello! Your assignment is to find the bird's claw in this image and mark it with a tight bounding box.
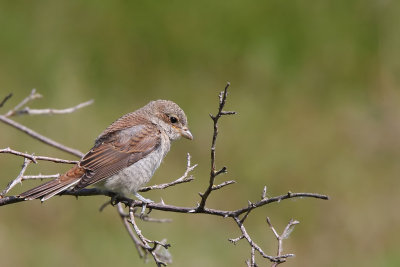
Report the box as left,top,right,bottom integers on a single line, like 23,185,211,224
133,192,153,217
110,194,120,206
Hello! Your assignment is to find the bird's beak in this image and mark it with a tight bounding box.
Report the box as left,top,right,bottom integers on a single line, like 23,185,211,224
181,127,193,140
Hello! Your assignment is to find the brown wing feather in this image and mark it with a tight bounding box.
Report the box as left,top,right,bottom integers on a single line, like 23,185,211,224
72,123,161,191
19,122,160,201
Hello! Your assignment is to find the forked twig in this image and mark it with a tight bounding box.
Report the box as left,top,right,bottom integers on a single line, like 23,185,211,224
139,153,197,192
198,82,237,211
0,158,31,197
5,89,42,117
13,99,94,116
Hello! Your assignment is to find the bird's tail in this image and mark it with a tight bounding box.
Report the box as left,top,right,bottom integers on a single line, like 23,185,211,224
18,165,86,202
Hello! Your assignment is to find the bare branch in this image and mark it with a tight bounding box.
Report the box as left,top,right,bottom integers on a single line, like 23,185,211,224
228,235,245,245
13,99,94,116
250,246,256,267
5,89,42,117
0,89,92,157
232,216,293,263
212,180,235,191
231,192,329,217
139,153,197,192
0,158,31,197
127,206,171,266
117,204,172,265
0,115,84,157
22,174,60,180
117,203,147,258
198,82,236,210
267,217,299,267
262,186,268,199
0,147,78,164
113,204,172,223
240,201,255,224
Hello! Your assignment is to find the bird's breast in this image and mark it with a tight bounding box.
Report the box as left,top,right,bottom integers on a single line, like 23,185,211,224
100,133,170,196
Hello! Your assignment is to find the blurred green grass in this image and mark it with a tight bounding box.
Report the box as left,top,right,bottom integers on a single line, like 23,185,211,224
1,1,400,266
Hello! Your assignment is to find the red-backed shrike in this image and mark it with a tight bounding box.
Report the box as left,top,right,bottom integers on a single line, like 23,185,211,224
19,100,192,202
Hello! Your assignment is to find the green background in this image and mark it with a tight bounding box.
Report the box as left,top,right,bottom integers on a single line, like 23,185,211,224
1,1,400,266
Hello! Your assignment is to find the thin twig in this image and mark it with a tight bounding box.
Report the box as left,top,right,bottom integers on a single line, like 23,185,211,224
139,153,197,192
250,246,256,267
5,89,42,117
0,158,31,197
127,206,170,266
212,180,236,191
117,203,147,258
267,217,299,267
198,82,236,211
0,116,84,157
13,99,94,116
0,147,79,164
22,174,60,180
232,216,294,263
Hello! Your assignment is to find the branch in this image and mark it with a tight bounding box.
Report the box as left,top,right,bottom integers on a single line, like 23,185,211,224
0,147,78,164
127,205,171,266
139,153,197,192
198,82,236,210
21,174,60,180
267,217,300,267
116,203,172,263
1,89,93,158
12,99,94,116
0,188,329,214
0,115,84,157
231,216,294,264
5,89,42,117
0,158,31,197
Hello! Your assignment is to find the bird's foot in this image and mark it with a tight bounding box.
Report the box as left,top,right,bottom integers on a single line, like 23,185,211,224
110,194,121,206
134,192,153,217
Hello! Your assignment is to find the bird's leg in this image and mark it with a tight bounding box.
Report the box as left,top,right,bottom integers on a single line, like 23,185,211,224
134,192,153,217
110,193,122,206
134,192,153,203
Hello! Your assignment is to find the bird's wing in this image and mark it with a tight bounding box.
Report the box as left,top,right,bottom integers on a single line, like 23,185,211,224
73,123,161,191
18,123,161,201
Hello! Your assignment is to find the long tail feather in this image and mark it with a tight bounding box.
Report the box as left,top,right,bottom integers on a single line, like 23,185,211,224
18,165,85,201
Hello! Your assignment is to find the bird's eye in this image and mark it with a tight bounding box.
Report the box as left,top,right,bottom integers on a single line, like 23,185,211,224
170,116,178,123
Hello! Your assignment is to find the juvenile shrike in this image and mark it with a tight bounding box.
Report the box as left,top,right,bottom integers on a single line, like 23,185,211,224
19,100,192,202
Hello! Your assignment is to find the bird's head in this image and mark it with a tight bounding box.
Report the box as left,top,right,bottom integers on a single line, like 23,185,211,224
146,100,193,141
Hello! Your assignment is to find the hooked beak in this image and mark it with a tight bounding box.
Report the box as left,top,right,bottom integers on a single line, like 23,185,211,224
181,127,193,140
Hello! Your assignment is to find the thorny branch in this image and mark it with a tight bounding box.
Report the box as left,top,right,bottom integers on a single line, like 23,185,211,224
0,86,329,266
198,82,236,211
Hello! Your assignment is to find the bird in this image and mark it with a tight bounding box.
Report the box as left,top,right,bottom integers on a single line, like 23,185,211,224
18,100,193,203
